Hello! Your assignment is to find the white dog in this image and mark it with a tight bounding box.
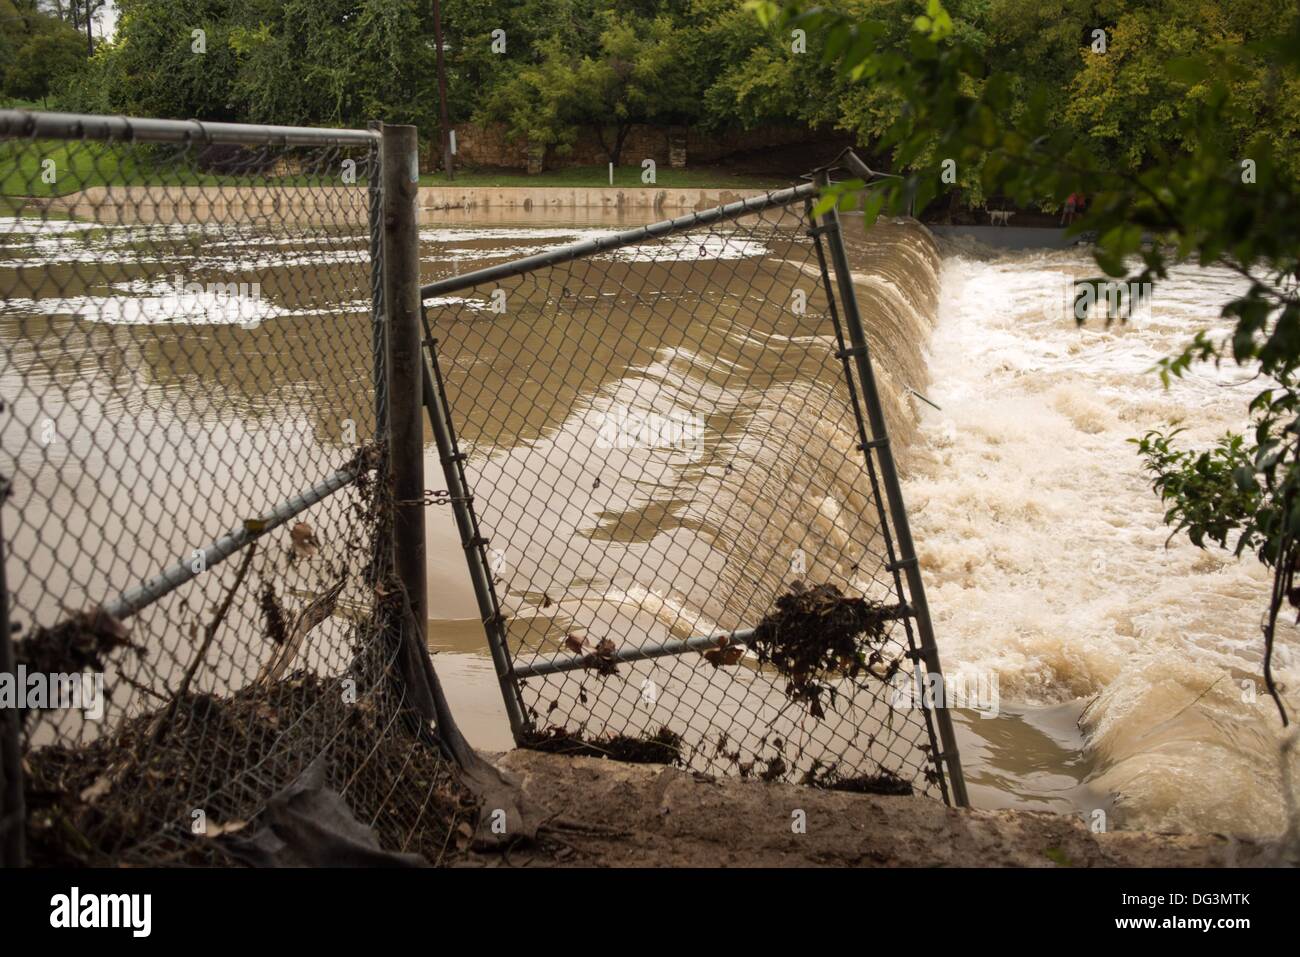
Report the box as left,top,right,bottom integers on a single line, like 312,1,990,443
989,209,1014,226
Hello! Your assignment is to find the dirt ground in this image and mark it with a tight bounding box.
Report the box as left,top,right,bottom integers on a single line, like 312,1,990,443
461,750,1280,868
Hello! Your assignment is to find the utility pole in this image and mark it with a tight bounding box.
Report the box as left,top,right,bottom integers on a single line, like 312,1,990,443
432,0,453,181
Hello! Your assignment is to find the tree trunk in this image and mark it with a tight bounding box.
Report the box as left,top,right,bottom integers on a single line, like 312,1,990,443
82,0,94,55
610,124,630,167
432,0,453,179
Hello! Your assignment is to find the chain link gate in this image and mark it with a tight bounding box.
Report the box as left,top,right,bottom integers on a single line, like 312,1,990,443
0,111,467,866
420,169,967,806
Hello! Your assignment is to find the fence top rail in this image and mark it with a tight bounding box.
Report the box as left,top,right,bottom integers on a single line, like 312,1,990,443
0,109,380,148
420,180,820,301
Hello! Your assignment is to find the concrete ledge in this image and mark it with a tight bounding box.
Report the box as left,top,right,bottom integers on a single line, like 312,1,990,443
39,185,367,226
419,185,768,214
17,184,780,224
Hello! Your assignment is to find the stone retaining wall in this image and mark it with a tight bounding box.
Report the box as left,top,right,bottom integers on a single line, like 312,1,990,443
449,122,814,172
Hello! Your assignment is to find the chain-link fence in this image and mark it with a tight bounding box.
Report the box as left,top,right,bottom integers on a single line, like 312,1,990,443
0,110,965,868
0,112,470,866
420,181,967,805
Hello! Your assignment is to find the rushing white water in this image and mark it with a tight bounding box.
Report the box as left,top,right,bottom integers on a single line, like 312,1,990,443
907,242,1300,836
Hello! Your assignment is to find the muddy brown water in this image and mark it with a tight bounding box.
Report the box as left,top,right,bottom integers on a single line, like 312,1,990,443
4,203,1290,835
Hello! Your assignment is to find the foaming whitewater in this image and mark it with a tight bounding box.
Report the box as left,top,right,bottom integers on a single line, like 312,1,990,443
905,241,1300,836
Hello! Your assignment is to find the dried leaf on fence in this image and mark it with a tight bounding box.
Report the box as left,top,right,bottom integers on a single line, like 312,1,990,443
260,583,289,645
584,637,618,676
290,522,321,561
203,819,248,838
703,644,744,668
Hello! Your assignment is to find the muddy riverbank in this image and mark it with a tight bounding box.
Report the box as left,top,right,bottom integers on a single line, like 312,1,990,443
460,750,1281,867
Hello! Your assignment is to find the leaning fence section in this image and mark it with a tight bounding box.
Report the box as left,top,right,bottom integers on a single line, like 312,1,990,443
0,112,463,866
421,184,964,804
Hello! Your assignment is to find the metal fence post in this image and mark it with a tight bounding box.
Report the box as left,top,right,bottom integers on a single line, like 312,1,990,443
379,124,437,723
368,122,387,440
419,342,529,740
0,475,24,867
817,197,970,808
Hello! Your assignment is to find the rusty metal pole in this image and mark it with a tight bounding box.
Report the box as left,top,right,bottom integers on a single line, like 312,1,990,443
379,125,434,721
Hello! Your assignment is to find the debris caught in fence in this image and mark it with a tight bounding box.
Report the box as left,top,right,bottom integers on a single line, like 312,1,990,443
747,581,897,718
803,759,914,796
0,115,480,865
522,725,683,766
583,637,620,676
23,672,474,867
12,610,136,728
14,609,135,679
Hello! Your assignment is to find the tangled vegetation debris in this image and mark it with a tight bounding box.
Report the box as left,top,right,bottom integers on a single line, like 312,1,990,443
747,581,899,718
522,725,682,766
14,608,135,678
12,609,136,728
583,637,620,676
802,760,914,796
259,582,289,645
23,673,474,867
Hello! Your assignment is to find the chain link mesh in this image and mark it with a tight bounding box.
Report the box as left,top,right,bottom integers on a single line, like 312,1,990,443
1,121,469,866
424,195,949,799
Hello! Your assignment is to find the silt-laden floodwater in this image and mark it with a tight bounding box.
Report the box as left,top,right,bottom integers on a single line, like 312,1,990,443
3,203,1296,836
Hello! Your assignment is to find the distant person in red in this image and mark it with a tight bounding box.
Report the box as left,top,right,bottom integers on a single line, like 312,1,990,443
1062,192,1086,225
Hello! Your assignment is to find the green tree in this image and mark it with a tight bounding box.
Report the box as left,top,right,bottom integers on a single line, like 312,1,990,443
64,0,439,130
1,0,88,105
227,0,439,129
442,0,602,132
1065,1,1298,175
480,3,699,165
79,0,243,120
